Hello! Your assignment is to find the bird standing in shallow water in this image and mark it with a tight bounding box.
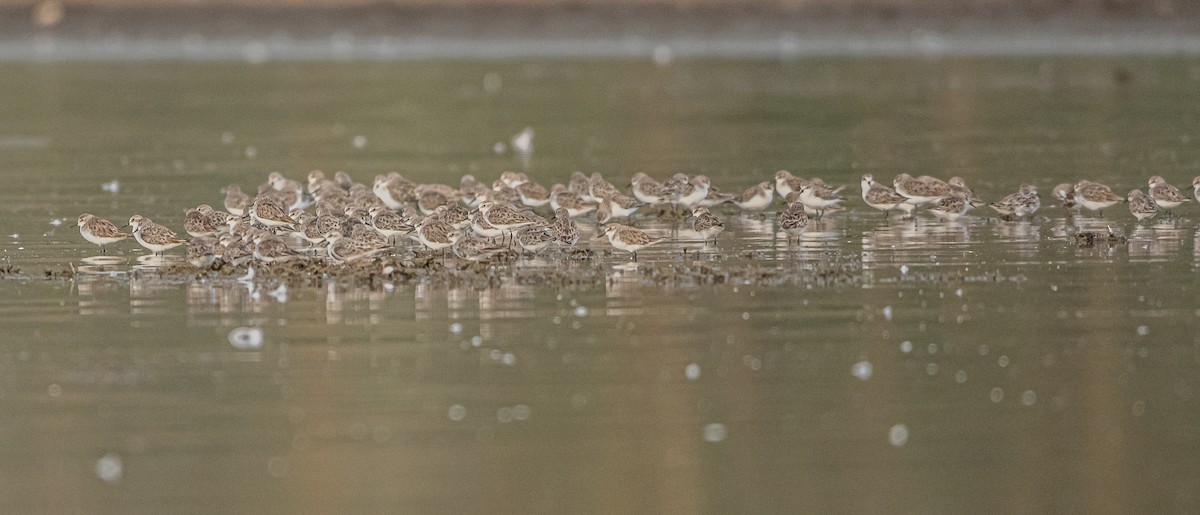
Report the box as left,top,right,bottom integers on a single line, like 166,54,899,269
597,224,663,261
1074,180,1123,216
128,215,188,256
689,207,724,245
776,202,809,243
75,214,130,253
1127,189,1159,222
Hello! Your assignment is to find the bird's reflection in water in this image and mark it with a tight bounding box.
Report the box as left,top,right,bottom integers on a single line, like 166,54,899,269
1129,222,1184,262
992,220,1041,260
861,217,972,271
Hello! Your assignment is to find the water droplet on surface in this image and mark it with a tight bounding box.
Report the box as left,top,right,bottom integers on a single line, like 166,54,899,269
889,424,909,446
882,305,893,321
990,387,1005,403
899,265,910,275
574,306,589,317
449,323,463,334
448,404,466,421
48,383,61,397
352,135,367,149
851,360,873,381
703,423,726,442
95,453,122,484
685,363,701,381
228,327,264,350
470,336,482,347
900,341,913,353
1136,325,1149,336
1022,390,1037,406
955,370,968,383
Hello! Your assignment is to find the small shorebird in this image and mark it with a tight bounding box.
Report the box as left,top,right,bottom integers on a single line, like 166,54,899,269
552,208,580,248
223,185,251,216
369,206,414,244
413,218,460,252
1052,183,1077,210
479,201,538,236
690,207,724,244
989,184,1040,221
774,170,807,199
515,225,557,255
325,232,389,263
795,183,845,220
128,215,187,255
597,223,663,261
605,193,644,220
894,173,951,206
925,193,971,222
776,202,809,242
250,196,297,229
1148,176,1190,211
183,205,220,237
860,174,912,220
550,184,597,217
75,214,130,253
697,187,736,207
1074,180,1123,215
516,179,551,209
947,177,984,207
588,173,619,204
1127,189,1159,221
252,235,304,264
630,173,670,206
187,236,217,268
735,181,775,211
452,235,507,263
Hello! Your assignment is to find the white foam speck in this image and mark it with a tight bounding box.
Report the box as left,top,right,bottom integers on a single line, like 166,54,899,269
889,424,909,446
851,360,873,381
1136,325,1149,336
900,341,913,353
703,423,726,442
228,327,264,350
95,453,123,484
882,305,893,321
352,135,367,149
448,404,466,421
685,363,701,381
449,323,463,334
574,306,589,317
100,180,120,194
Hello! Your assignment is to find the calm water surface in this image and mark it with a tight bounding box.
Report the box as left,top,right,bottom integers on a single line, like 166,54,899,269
2,58,1200,513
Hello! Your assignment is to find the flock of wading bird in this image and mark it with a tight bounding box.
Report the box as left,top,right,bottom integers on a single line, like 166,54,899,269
71,170,1198,268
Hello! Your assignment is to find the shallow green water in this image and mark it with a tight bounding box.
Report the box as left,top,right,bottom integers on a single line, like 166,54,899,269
3,58,1200,513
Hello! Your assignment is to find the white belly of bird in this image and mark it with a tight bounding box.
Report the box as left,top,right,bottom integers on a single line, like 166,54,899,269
373,184,404,210
1077,197,1119,212
679,186,708,207
737,193,772,210
134,232,183,253
608,202,640,218
81,229,125,247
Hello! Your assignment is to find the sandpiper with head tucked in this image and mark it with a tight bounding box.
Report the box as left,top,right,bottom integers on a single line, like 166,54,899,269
1127,189,1159,221
1074,180,1123,216
735,181,775,211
